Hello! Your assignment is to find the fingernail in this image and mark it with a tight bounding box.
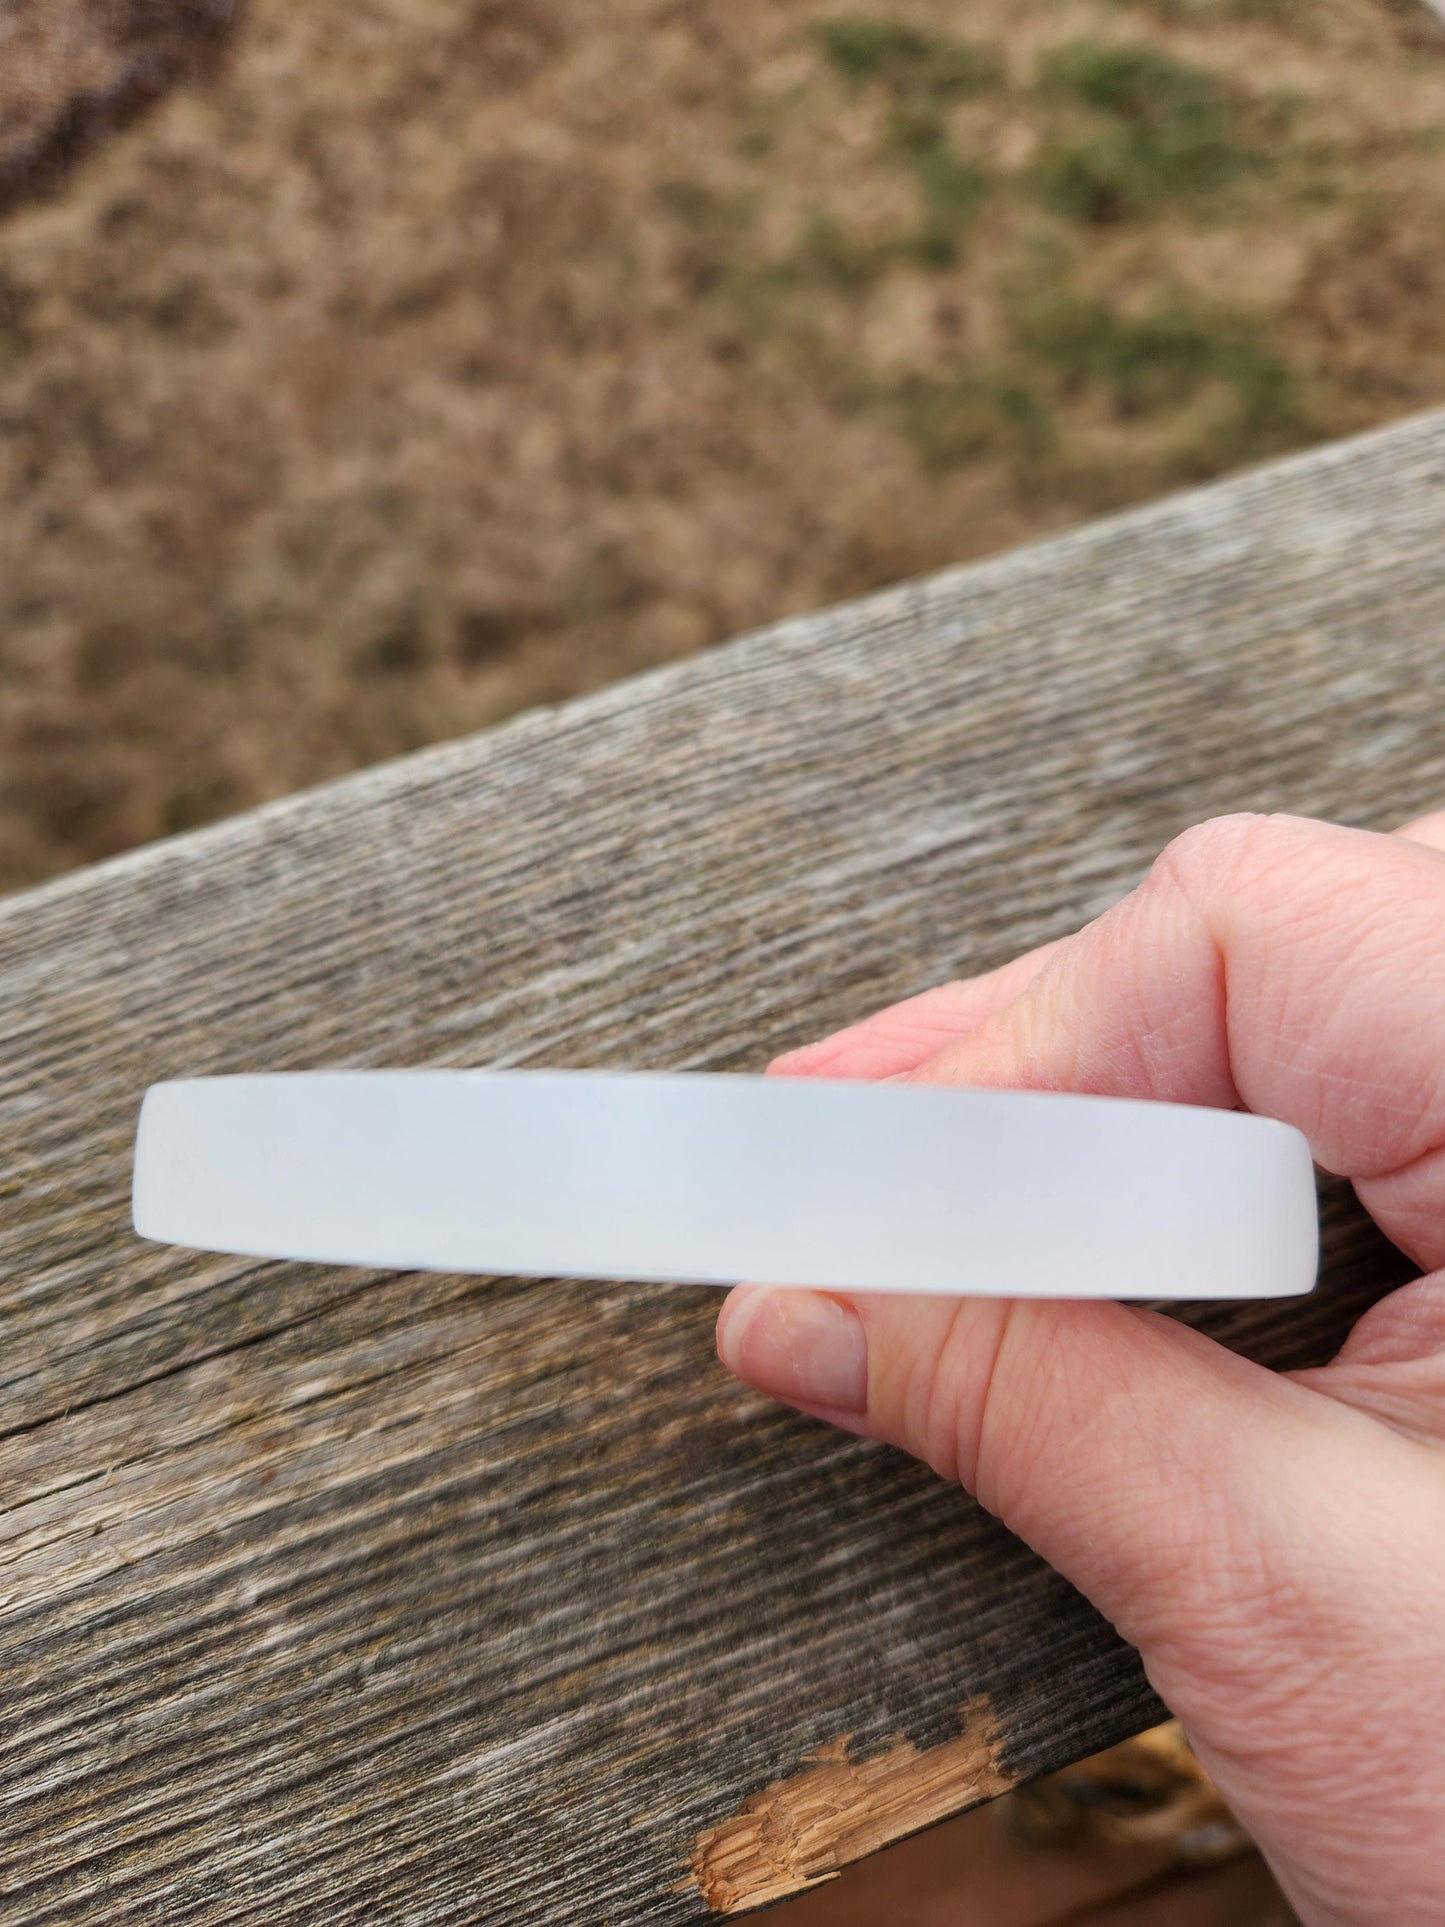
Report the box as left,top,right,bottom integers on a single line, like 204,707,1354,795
717,1287,868,1414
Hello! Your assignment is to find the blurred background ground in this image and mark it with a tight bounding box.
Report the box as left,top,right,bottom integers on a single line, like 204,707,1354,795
1,0,1444,890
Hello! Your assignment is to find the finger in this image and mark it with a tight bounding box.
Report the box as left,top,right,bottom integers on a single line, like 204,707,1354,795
769,941,1062,1082
1296,1269,1445,1437
906,814,1445,1267
715,1282,1403,1663
1395,809,1445,854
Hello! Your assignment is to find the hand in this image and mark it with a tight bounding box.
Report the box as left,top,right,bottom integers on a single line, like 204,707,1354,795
716,813,1445,1927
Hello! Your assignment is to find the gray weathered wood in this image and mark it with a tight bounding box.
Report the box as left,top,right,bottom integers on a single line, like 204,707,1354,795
3,408,1445,1923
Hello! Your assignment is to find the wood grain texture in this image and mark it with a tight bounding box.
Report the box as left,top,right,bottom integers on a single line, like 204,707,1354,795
3,408,1445,1922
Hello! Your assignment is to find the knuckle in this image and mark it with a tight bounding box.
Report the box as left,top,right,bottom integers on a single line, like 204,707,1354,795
887,1300,1015,1492
931,1300,1041,1508
901,1304,970,1485
1148,813,1335,946
1151,812,1279,904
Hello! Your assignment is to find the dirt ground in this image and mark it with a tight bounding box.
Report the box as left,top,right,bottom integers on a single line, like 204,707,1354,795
1,0,1443,892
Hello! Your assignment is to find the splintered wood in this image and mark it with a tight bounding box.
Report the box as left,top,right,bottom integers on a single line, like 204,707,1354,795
691,1702,1012,1911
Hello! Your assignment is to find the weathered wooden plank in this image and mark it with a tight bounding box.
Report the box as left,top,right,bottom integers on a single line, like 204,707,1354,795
2,408,1444,1923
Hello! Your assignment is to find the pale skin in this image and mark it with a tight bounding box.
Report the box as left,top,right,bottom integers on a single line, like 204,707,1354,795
715,812,1445,1926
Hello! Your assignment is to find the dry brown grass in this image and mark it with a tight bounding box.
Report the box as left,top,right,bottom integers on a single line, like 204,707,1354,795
0,0,237,217
2,0,1444,889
